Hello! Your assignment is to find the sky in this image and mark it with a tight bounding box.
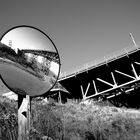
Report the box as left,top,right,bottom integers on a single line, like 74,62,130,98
1,26,57,52
0,0,140,73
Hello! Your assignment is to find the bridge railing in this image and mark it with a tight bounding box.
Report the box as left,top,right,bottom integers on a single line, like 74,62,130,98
59,42,140,79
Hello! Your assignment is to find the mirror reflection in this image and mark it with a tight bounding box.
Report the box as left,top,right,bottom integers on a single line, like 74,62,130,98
0,26,60,97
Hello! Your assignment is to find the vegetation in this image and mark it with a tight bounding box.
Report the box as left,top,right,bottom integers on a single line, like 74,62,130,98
0,96,140,140
0,44,51,79
0,96,18,139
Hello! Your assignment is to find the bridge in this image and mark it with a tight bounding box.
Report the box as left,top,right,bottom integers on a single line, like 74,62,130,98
21,49,60,64
57,43,140,107
1,40,140,107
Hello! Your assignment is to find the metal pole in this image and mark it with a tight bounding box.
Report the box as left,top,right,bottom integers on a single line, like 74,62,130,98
129,33,138,48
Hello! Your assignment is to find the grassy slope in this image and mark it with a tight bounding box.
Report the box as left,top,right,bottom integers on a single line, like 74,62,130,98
31,99,140,140
0,94,140,140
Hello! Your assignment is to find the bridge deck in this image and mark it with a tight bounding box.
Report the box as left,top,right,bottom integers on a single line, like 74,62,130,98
58,43,140,106
60,43,140,80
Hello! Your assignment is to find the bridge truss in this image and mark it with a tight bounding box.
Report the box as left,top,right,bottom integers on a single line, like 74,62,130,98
21,49,60,64
58,44,140,107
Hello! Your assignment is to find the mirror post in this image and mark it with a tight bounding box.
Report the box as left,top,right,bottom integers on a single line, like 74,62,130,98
26,95,31,140
18,95,31,140
18,96,27,140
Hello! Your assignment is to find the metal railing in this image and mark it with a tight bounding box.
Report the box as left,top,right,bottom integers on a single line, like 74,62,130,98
59,42,140,79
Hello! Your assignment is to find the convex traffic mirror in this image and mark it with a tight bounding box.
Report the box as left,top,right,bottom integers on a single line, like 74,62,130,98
0,26,60,97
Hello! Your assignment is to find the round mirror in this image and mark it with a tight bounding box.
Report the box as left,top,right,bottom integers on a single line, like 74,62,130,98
0,25,60,97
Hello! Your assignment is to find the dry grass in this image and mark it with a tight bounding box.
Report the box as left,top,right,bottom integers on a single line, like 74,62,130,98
31,99,140,140
1,96,140,140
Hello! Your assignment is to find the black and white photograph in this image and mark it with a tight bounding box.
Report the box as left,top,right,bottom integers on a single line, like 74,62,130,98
0,0,140,140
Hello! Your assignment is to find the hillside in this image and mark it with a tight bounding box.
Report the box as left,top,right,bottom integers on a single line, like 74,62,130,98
1,96,140,140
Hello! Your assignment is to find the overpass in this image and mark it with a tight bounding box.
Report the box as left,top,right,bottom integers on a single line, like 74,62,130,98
58,43,140,107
